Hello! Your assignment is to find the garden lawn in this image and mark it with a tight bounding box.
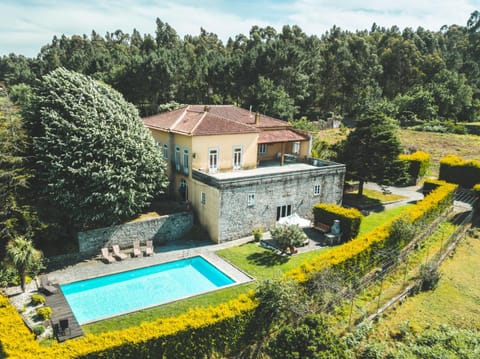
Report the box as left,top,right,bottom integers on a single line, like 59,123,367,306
358,204,414,236
217,242,333,281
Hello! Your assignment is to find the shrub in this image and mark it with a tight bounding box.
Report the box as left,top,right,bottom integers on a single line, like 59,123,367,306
266,314,349,359
30,294,45,306
36,306,52,320
416,264,441,292
473,183,480,209
32,325,45,337
313,203,362,242
399,150,430,184
439,155,480,188
252,228,263,242
270,225,307,251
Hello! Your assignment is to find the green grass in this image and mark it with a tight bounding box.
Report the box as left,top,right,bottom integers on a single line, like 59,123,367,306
358,204,414,236
343,189,407,209
217,242,332,281
371,228,480,339
84,206,412,335
83,282,253,335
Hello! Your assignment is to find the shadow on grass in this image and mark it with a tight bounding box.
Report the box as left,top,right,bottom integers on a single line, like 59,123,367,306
343,193,384,210
247,251,290,267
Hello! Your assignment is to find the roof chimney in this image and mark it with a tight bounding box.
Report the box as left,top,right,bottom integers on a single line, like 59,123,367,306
255,112,260,125
204,105,210,112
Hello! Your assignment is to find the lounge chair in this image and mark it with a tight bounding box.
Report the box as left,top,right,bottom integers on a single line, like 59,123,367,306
132,240,141,257
39,275,58,294
101,247,115,263
112,245,128,260
145,240,154,256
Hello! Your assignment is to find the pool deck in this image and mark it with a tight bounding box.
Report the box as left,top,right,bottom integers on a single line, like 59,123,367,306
47,236,255,286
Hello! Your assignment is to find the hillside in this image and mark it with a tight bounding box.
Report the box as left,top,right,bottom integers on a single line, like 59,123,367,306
319,128,480,176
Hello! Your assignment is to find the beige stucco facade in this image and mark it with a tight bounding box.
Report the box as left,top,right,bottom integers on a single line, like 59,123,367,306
143,105,344,243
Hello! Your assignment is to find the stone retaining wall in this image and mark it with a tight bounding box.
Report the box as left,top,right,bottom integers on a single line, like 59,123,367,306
77,212,193,253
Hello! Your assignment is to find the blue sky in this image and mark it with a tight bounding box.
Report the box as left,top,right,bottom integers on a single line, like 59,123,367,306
1,0,479,57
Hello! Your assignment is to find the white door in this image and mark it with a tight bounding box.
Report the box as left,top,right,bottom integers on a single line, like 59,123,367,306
209,148,218,173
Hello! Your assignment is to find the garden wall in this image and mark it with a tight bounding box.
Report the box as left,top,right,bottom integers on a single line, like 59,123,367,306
77,212,193,253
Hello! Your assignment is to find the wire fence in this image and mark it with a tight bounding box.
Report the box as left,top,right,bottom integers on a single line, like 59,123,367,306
330,190,477,330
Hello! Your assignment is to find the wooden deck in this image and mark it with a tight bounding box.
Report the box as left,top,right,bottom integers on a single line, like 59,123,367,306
44,285,83,342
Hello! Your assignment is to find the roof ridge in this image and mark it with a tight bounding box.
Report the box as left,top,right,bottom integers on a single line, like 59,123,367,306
170,105,190,130
190,107,209,134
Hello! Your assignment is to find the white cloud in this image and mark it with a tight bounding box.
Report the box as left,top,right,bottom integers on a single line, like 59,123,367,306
0,0,479,57
288,0,478,35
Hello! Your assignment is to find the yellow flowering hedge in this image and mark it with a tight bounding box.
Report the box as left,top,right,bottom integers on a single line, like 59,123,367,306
313,203,363,242
399,150,430,181
473,183,480,208
289,181,456,283
0,182,457,358
0,295,46,358
439,155,480,188
0,293,256,358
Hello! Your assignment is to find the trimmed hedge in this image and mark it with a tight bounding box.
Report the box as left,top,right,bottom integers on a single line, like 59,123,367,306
439,155,480,188
473,183,480,208
290,181,457,283
0,293,256,359
422,179,448,196
399,151,430,184
0,182,457,359
313,204,362,242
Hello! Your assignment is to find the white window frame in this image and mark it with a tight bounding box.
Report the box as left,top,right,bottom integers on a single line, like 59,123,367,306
258,143,267,155
183,148,189,175
200,191,206,205
233,146,242,170
175,145,181,172
292,141,300,155
209,148,218,173
314,184,321,196
162,144,168,160
247,193,255,207
156,140,161,148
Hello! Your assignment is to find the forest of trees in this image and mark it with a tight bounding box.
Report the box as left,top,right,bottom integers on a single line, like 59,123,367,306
1,12,480,124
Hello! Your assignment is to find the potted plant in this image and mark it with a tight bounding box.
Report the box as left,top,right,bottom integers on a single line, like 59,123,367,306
252,228,263,242
270,225,307,255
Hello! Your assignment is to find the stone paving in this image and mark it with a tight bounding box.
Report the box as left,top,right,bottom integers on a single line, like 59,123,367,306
46,236,255,285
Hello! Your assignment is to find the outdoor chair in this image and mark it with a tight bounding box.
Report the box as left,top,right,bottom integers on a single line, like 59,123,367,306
101,247,115,263
59,318,71,336
38,274,58,294
112,245,128,260
145,240,154,256
132,240,142,257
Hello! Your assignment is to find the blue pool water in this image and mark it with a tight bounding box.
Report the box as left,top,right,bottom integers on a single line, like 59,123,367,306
61,256,235,324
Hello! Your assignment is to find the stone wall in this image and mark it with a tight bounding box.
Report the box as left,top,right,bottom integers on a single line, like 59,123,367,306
216,165,345,242
77,212,193,253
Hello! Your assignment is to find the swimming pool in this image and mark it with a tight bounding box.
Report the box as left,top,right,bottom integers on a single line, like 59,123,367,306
61,256,235,324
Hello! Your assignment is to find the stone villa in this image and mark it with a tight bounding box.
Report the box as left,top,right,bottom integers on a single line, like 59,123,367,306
143,105,346,243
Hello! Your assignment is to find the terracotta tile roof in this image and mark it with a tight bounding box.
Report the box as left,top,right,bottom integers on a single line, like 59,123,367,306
143,105,292,136
258,129,310,144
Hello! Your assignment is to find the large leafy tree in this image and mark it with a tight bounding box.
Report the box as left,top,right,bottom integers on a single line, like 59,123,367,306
338,110,408,196
0,91,40,258
25,68,168,231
